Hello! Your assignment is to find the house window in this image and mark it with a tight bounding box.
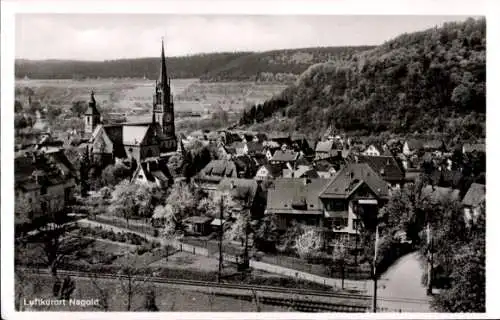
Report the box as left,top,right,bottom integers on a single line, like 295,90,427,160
326,200,345,211
333,218,348,228
41,185,47,195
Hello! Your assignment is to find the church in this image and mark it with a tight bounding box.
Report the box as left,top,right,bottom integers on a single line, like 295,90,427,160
83,40,178,167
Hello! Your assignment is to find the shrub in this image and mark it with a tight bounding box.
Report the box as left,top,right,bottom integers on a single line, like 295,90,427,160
136,245,149,255
116,232,126,242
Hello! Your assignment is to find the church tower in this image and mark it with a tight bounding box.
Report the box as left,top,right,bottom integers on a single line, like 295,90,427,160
85,90,101,135
153,39,176,151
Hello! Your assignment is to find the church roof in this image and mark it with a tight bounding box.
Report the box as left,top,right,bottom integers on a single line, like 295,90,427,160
123,125,149,146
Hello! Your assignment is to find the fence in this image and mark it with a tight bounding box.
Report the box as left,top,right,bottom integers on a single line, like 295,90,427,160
89,215,158,237
260,254,372,280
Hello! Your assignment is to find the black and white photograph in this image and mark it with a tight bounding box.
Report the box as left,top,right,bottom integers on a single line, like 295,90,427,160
1,0,495,317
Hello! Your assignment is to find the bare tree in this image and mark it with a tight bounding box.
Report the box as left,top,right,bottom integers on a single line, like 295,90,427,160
89,272,110,311
116,253,153,311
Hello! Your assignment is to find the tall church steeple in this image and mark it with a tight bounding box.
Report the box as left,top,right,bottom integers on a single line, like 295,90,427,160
152,38,176,151
85,90,101,135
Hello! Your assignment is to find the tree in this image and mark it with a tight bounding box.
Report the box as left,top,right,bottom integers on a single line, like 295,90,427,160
47,106,63,122
89,271,110,311
278,219,303,253
164,182,196,228
116,253,153,311
109,181,155,227
225,211,251,244
431,211,485,312
102,162,131,187
254,215,279,253
293,227,323,259
71,100,87,117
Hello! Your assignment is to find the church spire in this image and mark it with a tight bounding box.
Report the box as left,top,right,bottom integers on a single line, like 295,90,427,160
159,37,167,86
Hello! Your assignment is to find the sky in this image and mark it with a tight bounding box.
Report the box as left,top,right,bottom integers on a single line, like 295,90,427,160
16,14,475,61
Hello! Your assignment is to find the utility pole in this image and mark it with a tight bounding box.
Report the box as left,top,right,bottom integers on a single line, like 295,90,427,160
218,194,224,283
372,224,379,313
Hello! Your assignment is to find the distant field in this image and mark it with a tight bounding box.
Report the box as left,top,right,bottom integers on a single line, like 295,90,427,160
15,79,285,122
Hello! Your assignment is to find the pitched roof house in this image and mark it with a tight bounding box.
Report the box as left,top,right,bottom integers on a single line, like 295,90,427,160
266,178,330,230
15,150,77,226
403,139,424,155
254,164,283,181
315,140,341,160
131,158,173,188
270,150,300,165
266,163,390,241
462,183,486,225
354,155,405,187
196,160,239,191
362,144,391,157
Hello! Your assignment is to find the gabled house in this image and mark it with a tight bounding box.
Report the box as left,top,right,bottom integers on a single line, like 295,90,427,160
131,158,173,188
319,163,390,245
362,144,389,157
196,160,239,192
266,178,330,230
15,150,77,227
403,139,424,156
315,140,341,160
354,155,405,188
462,183,485,225
265,163,390,248
270,150,300,167
254,164,283,181
263,141,281,160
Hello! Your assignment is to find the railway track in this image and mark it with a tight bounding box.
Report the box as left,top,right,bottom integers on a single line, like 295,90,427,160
20,267,430,306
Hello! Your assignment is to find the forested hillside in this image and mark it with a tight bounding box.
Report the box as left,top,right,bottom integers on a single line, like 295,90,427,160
241,18,486,143
199,46,373,82
15,46,373,82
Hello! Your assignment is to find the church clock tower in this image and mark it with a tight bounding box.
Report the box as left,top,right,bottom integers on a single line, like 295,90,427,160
152,39,176,151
